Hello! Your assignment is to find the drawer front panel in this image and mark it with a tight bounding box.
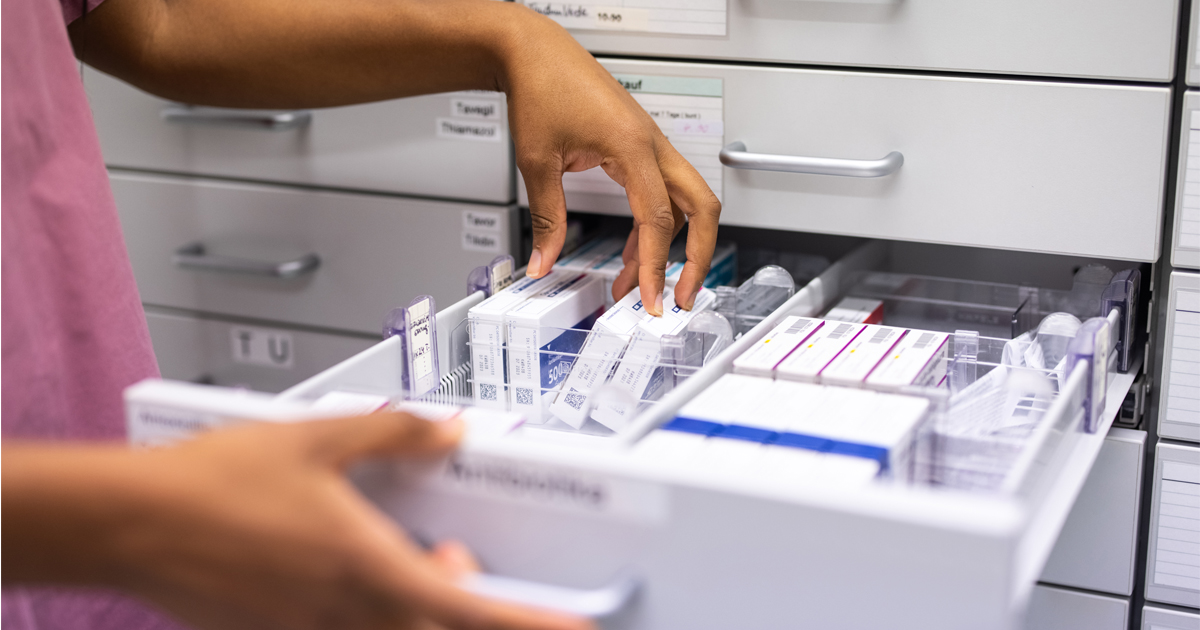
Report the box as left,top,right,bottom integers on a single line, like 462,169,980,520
1145,442,1200,608
1142,605,1200,629
114,172,519,334
1175,93,1200,270
87,71,513,203
557,0,1177,81
553,60,1168,261
1025,585,1129,630
1040,428,1145,596
146,309,375,394
1189,3,1200,87
1160,272,1200,442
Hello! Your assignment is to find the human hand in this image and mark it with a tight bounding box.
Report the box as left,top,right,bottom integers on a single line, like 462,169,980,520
78,413,591,630
499,9,721,314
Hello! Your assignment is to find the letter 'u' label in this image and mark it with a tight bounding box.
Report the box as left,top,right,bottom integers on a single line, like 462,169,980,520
437,118,502,142
433,452,669,524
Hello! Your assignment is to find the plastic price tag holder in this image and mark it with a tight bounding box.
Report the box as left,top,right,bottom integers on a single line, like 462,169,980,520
1065,317,1112,433
383,295,441,399
661,311,734,384
1101,268,1140,374
950,330,979,394
466,255,516,298
733,265,796,335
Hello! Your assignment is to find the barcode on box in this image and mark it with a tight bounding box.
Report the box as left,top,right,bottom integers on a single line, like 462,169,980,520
868,328,892,344
913,333,936,349
515,388,534,406
827,323,854,339
479,383,498,402
785,319,812,335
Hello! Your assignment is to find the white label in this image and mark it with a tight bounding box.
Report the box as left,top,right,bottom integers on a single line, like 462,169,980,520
1153,460,1200,592
230,326,294,369
436,118,502,142
463,209,502,232
435,452,669,524
462,230,502,253
407,298,435,381
673,119,723,136
1164,285,1200,435
522,0,726,36
450,97,502,120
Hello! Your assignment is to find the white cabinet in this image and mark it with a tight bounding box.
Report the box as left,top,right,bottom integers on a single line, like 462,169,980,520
549,0,1178,82
146,308,375,393
1159,272,1200,443
1142,605,1200,629
1040,428,1145,596
1024,585,1129,630
86,70,514,203
1145,442,1200,608
113,172,519,335
523,59,1169,262
1172,93,1200,270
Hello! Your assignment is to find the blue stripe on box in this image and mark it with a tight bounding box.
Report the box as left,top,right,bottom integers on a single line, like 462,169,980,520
663,417,723,436
718,425,777,444
826,442,889,467
773,432,833,452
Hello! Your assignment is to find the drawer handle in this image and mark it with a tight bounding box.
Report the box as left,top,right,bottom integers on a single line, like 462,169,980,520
172,242,321,279
719,141,903,178
160,104,312,131
462,571,639,619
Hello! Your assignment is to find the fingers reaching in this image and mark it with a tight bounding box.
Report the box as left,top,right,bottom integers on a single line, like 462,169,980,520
521,162,570,279
299,411,464,468
617,152,676,316
658,146,721,310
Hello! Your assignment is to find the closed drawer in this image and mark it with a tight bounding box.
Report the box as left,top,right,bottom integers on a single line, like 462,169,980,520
1145,442,1200,608
113,172,519,334
536,0,1177,81
1040,428,1145,596
530,59,1169,262
1024,585,1129,630
1188,2,1200,87
1159,272,1200,442
1142,605,1200,629
1174,94,1200,270
146,308,375,393
86,70,513,203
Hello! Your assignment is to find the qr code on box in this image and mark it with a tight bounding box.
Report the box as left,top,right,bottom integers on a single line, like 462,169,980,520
479,383,497,401
563,392,586,411
515,387,533,406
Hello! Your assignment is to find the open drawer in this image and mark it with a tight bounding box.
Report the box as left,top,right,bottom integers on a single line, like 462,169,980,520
127,240,1144,629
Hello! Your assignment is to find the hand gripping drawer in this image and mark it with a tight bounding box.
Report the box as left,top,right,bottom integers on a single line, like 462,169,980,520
547,0,1178,82
259,243,1141,630
113,172,519,334
86,70,513,203
534,59,1170,262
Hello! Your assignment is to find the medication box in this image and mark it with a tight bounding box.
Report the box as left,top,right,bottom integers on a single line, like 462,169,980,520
732,316,824,378
775,321,866,382
866,330,950,391
505,273,605,423
825,297,885,324
819,325,907,388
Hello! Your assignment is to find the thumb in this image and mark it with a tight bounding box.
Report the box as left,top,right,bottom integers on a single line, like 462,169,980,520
521,166,569,279
297,411,464,468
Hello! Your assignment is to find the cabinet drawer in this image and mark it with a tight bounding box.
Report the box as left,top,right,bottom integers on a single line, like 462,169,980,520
1159,272,1200,442
1188,3,1200,87
146,308,374,393
1174,94,1200,270
1142,605,1200,629
1024,585,1129,630
113,172,519,334
1145,442,1200,608
526,59,1169,262
541,0,1177,82
1040,428,1145,596
86,70,513,203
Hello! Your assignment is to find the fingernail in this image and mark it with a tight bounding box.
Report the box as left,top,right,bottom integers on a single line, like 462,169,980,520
652,293,664,317
681,288,697,311
528,250,543,278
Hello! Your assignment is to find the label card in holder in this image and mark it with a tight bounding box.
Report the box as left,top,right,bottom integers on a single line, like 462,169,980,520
561,74,724,204
522,0,726,36
405,296,440,398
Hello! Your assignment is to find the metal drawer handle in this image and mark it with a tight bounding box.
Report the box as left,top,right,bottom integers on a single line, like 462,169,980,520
161,104,312,131
462,571,639,619
719,141,903,178
173,242,320,279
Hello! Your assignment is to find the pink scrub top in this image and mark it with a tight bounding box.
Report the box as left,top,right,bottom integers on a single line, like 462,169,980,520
2,0,180,627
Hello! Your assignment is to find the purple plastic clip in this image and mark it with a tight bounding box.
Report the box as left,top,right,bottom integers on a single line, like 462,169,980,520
467,255,516,298
1101,268,1139,373
1065,317,1111,433
382,295,440,399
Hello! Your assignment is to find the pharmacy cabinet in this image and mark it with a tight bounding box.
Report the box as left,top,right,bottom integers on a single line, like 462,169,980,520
1142,605,1200,629
1189,2,1200,87
1158,272,1200,442
1172,93,1200,270
145,308,374,393
546,0,1178,82
1144,442,1200,608
85,70,514,203
1024,585,1129,630
112,172,520,335
523,59,1170,262
1040,429,1145,597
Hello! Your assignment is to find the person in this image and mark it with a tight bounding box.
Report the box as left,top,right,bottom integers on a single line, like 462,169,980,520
0,0,721,628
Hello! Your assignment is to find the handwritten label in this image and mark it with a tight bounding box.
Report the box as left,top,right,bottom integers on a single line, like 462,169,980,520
522,0,725,36
407,298,435,382
230,326,294,369
436,118,501,142
462,230,502,253
450,97,502,120
673,119,723,136
463,209,502,232
594,6,650,30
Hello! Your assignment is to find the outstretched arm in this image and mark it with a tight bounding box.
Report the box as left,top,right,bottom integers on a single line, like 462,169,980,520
70,0,720,312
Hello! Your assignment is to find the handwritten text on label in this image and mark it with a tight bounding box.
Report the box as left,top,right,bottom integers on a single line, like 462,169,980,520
450,97,502,120
436,118,501,142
